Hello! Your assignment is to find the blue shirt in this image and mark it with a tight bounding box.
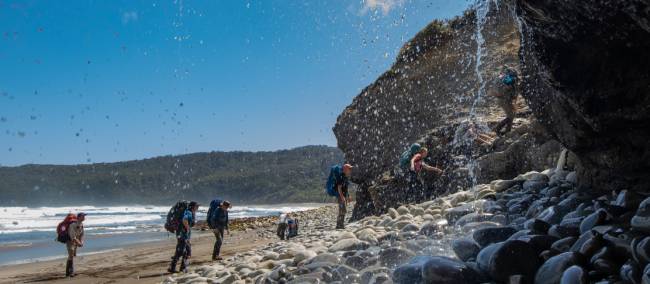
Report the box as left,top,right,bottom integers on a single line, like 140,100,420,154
177,209,194,239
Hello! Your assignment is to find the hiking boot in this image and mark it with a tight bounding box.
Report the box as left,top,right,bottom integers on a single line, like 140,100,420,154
65,260,74,277
179,259,189,273
167,259,178,273
213,256,223,261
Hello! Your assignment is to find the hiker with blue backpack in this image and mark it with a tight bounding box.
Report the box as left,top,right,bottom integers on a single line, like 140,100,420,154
491,64,519,135
207,199,231,261
399,143,443,203
167,201,199,273
326,163,353,229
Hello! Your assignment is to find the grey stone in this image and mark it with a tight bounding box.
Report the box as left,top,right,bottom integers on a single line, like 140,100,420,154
421,256,481,284
534,252,586,284
452,238,481,262
378,247,416,268
472,226,517,247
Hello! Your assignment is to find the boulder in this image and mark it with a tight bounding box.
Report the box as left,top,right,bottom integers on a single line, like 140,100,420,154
421,256,481,284
392,256,435,284
329,238,369,252
452,238,481,262
534,252,586,284
632,197,650,233
516,0,650,193
472,226,517,247
378,247,416,268
477,240,541,282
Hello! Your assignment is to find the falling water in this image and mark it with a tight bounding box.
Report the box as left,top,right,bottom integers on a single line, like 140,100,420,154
469,0,492,117
460,0,494,195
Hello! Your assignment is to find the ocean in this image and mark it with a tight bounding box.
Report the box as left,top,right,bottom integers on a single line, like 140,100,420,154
0,204,321,266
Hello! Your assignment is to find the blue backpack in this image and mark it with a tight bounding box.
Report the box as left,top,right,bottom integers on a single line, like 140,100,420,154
501,68,518,86
206,199,223,229
399,143,421,170
325,165,343,197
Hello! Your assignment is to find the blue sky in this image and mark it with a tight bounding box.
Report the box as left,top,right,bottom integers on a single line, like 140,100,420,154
0,0,470,166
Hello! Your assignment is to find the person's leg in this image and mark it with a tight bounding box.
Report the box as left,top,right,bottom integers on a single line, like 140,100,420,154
212,229,219,260
276,223,286,240
503,90,516,134
179,240,191,272
406,171,420,203
213,228,224,260
65,243,75,277
336,199,346,229
169,238,184,272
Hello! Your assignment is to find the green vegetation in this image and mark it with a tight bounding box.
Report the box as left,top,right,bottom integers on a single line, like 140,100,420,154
0,146,344,206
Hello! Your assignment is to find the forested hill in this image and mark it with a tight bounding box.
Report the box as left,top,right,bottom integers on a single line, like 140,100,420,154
0,146,344,206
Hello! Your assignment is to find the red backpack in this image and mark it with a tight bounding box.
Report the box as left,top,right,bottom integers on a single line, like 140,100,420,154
56,214,77,243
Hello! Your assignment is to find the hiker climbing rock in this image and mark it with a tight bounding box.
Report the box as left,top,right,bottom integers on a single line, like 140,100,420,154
407,146,443,203
168,201,199,273
326,163,353,229
57,212,85,277
207,199,230,261
490,65,519,135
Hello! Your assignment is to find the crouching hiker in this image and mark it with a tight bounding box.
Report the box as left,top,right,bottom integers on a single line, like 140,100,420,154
207,199,230,261
399,143,443,203
56,212,86,277
167,201,199,273
326,163,353,229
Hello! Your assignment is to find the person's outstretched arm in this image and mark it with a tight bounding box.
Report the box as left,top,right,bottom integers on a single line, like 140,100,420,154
423,163,443,175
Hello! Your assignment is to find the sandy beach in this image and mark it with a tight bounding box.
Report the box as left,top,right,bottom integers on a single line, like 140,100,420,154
0,206,334,284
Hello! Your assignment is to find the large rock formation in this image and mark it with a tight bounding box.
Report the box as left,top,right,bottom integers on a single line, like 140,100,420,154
516,0,650,193
334,1,564,220
334,3,521,183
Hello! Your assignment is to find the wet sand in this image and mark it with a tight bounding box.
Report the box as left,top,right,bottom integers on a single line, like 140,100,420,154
0,222,277,283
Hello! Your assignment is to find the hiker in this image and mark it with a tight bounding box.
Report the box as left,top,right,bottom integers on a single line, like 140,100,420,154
326,163,353,229
168,201,199,273
60,212,85,277
276,213,288,240
490,65,519,135
207,200,230,261
405,145,443,203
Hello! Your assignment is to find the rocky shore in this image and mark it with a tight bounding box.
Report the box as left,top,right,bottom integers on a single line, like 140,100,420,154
163,157,650,283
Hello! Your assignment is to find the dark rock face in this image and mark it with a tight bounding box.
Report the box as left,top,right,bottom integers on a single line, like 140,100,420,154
516,0,650,193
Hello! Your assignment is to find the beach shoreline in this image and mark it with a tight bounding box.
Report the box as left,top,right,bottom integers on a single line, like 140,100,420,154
0,204,335,284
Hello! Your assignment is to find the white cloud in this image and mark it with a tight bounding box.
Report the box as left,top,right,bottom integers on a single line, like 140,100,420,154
360,0,405,16
122,11,138,25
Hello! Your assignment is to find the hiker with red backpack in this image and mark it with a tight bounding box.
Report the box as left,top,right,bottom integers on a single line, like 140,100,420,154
167,201,199,273
56,212,86,277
